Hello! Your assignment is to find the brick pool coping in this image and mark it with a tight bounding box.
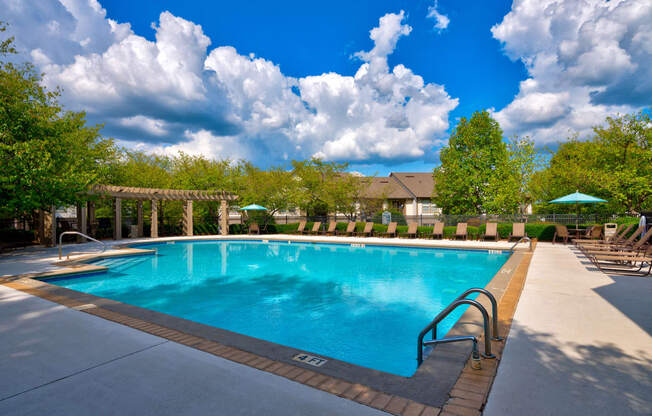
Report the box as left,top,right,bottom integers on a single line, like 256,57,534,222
0,237,535,415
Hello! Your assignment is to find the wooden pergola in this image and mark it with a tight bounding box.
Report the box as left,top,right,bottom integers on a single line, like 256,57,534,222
84,185,238,239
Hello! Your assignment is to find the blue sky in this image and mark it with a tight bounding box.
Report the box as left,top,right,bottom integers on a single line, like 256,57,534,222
99,0,526,174
2,0,650,175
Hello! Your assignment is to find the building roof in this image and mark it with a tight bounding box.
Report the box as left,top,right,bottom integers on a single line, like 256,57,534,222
390,172,434,199
360,177,412,199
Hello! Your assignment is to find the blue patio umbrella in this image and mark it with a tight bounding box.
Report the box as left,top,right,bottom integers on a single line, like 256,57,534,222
549,191,607,229
239,204,268,211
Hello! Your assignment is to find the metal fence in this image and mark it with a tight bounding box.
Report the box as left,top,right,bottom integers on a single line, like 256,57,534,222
233,213,635,226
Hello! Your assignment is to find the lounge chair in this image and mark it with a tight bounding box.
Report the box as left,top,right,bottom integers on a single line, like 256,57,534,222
308,221,322,235
508,223,525,241
552,225,569,244
399,222,418,238
578,226,645,252
428,222,444,239
581,227,651,255
382,222,398,238
248,222,260,234
481,222,499,241
336,222,356,236
354,222,374,237
454,223,468,240
574,224,631,245
321,221,337,235
588,245,652,276
293,220,307,234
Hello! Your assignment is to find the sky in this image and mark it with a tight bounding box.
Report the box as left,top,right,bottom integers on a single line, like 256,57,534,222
1,0,650,175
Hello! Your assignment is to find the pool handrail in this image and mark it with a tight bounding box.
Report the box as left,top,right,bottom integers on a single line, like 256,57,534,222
58,231,107,260
509,236,532,253
454,288,503,341
417,298,495,366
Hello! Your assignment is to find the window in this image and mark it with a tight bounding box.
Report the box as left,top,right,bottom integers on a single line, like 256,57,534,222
421,200,438,214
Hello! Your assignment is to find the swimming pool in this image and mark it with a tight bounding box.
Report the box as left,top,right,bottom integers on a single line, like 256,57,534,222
47,240,509,376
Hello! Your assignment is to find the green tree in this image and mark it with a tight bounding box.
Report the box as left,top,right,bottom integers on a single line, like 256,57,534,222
235,162,300,216
0,22,116,218
434,110,511,214
485,137,541,214
291,158,364,217
532,112,652,213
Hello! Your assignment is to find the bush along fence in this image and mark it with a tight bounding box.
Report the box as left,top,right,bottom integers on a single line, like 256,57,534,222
205,219,643,242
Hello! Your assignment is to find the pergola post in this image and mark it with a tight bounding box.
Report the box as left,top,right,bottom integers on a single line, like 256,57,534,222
78,202,88,241
114,197,122,240
39,207,56,247
183,200,193,236
220,200,229,235
88,201,96,237
137,201,144,237
151,199,158,238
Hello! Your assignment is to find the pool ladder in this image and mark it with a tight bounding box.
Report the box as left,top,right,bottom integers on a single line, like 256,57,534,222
417,288,503,367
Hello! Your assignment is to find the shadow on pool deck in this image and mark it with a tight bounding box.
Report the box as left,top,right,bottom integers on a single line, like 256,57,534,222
485,325,652,415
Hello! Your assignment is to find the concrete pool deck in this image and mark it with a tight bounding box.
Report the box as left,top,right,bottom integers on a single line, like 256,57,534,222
484,242,652,415
0,284,390,415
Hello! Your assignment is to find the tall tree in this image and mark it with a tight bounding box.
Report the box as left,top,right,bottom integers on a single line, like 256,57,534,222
433,110,511,214
532,112,652,213
0,22,116,218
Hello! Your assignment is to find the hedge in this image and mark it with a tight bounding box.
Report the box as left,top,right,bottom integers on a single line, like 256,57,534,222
196,219,641,241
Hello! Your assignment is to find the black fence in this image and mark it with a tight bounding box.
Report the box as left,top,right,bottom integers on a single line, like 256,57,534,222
232,213,635,226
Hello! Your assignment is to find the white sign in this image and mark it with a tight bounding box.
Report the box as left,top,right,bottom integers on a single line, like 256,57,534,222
292,353,328,367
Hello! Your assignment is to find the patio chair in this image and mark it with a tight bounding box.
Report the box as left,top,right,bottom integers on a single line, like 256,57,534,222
428,222,444,239
454,223,468,240
321,221,337,235
293,220,307,234
480,222,499,241
399,222,418,238
575,224,632,245
508,223,525,241
552,224,569,244
354,222,374,237
581,227,651,255
381,222,398,238
588,245,652,276
578,226,645,252
308,221,322,235
572,225,602,244
336,221,356,236
248,222,260,234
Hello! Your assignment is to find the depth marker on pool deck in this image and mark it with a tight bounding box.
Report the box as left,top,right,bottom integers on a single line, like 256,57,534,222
292,353,328,367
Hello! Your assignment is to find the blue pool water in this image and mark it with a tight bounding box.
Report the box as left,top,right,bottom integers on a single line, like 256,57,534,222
48,240,509,376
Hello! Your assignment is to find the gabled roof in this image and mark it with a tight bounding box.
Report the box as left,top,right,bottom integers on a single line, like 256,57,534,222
360,177,412,199
390,172,434,199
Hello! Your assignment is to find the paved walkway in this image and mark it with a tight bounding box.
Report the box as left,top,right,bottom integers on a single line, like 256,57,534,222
484,243,652,416
0,285,387,415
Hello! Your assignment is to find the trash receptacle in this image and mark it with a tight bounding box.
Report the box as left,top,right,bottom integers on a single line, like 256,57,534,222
129,225,139,238
604,223,617,240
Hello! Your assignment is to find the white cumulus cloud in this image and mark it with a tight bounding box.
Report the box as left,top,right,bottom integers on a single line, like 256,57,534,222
427,1,450,32
492,0,651,143
1,1,458,166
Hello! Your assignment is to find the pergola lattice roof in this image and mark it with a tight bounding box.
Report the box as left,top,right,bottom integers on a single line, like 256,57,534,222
91,185,238,201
